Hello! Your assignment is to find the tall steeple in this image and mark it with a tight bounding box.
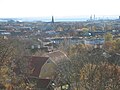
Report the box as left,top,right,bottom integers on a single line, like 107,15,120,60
52,16,54,23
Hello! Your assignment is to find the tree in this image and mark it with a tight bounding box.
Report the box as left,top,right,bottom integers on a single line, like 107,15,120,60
103,40,116,53
0,37,32,89
114,39,120,53
54,48,89,90
66,44,89,57
54,48,120,90
103,39,120,54
79,48,120,90
104,32,113,42
80,62,120,90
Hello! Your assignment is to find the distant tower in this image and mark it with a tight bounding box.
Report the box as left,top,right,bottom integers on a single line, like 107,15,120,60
90,15,92,21
52,16,54,23
94,14,95,20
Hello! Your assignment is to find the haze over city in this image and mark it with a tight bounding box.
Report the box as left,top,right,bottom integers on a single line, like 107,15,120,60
0,0,119,18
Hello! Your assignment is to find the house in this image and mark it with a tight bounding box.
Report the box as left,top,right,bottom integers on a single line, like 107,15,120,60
36,79,53,90
28,51,68,89
8,50,69,89
45,50,68,64
40,50,69,79
30,56,49,77
29,51,68,79
50,37,84,45
28,56,53,90
28,78,53,90
84,38,105,48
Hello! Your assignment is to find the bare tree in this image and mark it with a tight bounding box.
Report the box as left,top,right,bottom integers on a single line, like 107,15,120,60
0,38,32,89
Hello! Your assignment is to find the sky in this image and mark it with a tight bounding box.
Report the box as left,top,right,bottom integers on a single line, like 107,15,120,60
0,0,119,18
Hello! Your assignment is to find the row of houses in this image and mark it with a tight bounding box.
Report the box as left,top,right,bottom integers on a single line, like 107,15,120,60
29,37,105,53
49,37,105,46
81,30,120,37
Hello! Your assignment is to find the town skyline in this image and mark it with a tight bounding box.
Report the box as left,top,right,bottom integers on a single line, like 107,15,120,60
0,15,119,22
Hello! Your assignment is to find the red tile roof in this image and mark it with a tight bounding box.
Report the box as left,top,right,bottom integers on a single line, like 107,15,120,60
30,56,49,77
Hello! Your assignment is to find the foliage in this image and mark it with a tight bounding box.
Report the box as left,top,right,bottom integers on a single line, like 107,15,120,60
66,44,89,57
104,32,113,41
54,47,120,90
80,63,120,90
103,39,120,53
0,38,32,89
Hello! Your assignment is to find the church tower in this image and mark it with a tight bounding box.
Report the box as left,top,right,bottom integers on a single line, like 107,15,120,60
52,16,54,23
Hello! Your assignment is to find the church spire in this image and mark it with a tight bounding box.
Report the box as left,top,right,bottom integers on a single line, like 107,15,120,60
52,16,54,23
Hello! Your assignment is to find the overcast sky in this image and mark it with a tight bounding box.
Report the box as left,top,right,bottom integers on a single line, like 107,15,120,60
0,0,119,18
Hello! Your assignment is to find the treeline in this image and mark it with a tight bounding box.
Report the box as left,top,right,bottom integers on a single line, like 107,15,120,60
54,41,120,90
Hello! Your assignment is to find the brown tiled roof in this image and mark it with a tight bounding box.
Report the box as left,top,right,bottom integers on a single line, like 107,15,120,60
30,56,49,77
